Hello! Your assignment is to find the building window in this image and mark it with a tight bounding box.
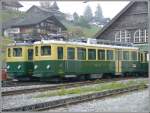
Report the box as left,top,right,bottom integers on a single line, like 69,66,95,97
115,30,131,43
134,29,148,43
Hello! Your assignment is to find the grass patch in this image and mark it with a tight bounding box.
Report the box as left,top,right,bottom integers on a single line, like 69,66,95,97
34,80,147,98
63,21,100,38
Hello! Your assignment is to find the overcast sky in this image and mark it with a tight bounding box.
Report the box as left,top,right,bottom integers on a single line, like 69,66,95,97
19,1,130,19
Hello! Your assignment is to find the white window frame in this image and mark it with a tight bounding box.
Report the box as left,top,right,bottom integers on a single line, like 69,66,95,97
115,30,131,43
134,29,148,43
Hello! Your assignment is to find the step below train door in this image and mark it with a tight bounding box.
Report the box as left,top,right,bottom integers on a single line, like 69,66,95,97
115,49,122,75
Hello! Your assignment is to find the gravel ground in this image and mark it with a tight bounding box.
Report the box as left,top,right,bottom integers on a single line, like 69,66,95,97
2,78,148,110
46,89,149,112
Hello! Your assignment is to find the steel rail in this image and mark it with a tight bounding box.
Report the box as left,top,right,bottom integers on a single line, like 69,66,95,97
2,84,148,112
2,77,145,96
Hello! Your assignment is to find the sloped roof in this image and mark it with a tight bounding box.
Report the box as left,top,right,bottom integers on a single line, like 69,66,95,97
2,5,67,30
27,5,65,16
12,14,66,30
12,12,52,27
2,0,23,8
94,1,135,38
2,17,20,29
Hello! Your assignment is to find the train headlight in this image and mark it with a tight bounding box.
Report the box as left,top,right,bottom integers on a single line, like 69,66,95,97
17,65,21,69
132,64,136,68
34,65,38,69
7,65,10,69
46,65,51,69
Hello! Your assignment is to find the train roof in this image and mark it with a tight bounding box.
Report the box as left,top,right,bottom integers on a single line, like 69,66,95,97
7,42,33,47
34,40,139,50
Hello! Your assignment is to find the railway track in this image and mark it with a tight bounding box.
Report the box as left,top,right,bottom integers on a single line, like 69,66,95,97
2,81,48,87
2,77,145,96
2,84,148,112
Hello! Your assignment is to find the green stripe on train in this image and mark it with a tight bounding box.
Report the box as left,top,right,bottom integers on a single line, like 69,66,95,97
7,61,33,78
122,61,148,73
33,60,115,77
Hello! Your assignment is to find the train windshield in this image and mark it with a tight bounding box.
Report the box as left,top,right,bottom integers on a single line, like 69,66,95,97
13,48,22,57
41,46,51,56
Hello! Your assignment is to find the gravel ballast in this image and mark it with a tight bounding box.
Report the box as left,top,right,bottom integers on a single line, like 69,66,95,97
2,78,148,110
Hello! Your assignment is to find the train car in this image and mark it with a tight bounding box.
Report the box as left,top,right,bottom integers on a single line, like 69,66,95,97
6,42,34,81
32,40,148,81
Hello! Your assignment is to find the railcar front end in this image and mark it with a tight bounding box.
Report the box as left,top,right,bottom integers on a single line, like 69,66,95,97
6,43,34,80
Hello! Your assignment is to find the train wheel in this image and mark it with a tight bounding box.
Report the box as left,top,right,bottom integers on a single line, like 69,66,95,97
103,73,112,79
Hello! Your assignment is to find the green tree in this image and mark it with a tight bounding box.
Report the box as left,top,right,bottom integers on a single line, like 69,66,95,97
73,12,79,25
72,27,85,37
83,5,93,22
78,16,90,28
94,4,103,22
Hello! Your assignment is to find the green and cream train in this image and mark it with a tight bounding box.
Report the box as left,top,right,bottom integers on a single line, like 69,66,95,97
6,40,148,81
32,40,148,81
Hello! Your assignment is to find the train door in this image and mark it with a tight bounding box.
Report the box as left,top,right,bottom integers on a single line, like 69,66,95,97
65,47,77,77
115,49,122,74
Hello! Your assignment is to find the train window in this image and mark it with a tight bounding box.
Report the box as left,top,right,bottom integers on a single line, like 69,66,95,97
138,52,140,61
8,48,11,57
98,49,105,60
57,47,63,59
35,46,38,56
145,53,147,62
77,48,86,60
107,50,114,60
123,51,129,60
13,48,22,57
131,51,137,61
28,49,33,60
141,53,143,62
88,49,96,60
67,47,75,59
41,46,51,56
